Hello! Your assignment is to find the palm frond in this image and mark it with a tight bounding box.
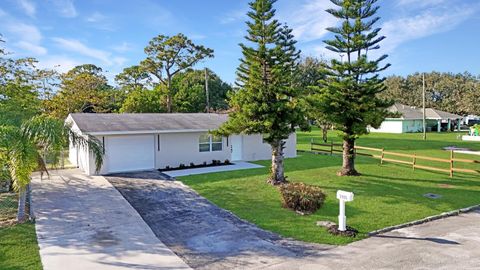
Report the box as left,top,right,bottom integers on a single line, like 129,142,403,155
67,129,104,173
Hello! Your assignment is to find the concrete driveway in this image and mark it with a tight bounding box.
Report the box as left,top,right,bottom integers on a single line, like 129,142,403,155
31,169,191,270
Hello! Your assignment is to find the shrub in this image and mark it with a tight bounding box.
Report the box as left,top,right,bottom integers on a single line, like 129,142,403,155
279,182,326,214
224,159,231,165
202,161,207,166
165,165,170,170
189,162,195,167
179,163,186,169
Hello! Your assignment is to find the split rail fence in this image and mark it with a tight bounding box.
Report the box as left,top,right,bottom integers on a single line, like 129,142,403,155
310,140,480,178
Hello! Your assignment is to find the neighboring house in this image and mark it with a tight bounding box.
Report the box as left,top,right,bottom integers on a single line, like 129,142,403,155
66,113,296,175
368,103,463,133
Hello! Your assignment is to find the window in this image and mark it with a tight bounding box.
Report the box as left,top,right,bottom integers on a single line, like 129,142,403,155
211,135,223,151
199,134,223,152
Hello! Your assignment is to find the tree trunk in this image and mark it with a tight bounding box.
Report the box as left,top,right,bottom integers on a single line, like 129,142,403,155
337,138,360,176
16,187,27,223
322,125,328,143
268,141,287,185
166,77,172,113
27,183,35,220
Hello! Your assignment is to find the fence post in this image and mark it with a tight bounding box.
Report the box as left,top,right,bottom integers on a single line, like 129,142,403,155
331,141,334,155
310,138,313,152
380,148,385,165
412,154,416,171
450,150,454,178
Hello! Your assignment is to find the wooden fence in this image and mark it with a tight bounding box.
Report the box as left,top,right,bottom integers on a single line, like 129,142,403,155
310,140,480,178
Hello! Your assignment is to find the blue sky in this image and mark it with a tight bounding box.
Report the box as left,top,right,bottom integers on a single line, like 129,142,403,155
1,0,479,84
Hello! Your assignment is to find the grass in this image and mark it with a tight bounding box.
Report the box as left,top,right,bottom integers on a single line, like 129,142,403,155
180,129,480,245
0,192,42,270
0,222,42,270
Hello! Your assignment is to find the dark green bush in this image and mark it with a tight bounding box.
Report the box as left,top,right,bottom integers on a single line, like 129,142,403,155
279,182,326,214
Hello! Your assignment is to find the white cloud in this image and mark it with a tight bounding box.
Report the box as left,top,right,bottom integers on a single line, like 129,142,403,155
52,37,112,64
86,11,105,23
6,22,42,43
282,0,337,42
15,41,47,55
84,11,115,31
219,9,246,24
380,5,478,54
37,55,81,73
112,56,127,66
50,0,77,18
112,42,133,53
396,0,449,8
17,0,36,17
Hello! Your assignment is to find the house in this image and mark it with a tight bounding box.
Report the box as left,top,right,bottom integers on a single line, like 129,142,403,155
368,103,463,133
66,113,297,175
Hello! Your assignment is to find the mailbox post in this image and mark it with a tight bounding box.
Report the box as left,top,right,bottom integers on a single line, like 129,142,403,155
336,190,354,231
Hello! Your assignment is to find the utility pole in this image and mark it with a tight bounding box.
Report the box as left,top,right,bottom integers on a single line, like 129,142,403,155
205,68,209,113
422,73,426,140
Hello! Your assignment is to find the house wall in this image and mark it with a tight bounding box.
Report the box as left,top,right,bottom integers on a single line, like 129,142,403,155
240,133,297,161
74,131,297,176
402,120,424,133
369,120,404,133
155,132,230,169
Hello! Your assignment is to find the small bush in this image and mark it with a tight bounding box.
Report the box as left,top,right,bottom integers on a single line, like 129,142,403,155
279,182,326,214
202,161,207,166
189,162,195,167
224,159,231,165
165,165,170,170
179,163,186,169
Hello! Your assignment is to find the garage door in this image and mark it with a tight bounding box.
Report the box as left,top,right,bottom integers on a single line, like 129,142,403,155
106,135,155,173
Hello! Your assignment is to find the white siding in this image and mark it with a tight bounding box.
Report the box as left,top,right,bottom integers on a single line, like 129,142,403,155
239,133,297,161
369,120,404,133
155,132,230,169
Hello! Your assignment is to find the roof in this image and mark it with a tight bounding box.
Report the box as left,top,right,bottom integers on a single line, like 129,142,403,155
68,113,228,135
387,103,463,120
425,108,462,120
388,103,424,120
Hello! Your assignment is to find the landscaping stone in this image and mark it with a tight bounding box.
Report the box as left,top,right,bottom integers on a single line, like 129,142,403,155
316,221,336,228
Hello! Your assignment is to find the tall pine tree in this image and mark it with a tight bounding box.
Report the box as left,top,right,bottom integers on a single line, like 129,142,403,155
217,0,309,185
314,0,392,176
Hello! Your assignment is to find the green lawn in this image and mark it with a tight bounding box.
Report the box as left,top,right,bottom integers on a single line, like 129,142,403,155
0,223,42,270
0,193,42,270
180,129,480,245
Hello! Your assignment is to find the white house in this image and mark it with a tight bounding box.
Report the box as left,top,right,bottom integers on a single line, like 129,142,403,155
369,103,463,133
66,113,296,175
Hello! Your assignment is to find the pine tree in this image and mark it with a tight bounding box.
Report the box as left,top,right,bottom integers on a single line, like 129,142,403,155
217,0,309,185
314,0,392,176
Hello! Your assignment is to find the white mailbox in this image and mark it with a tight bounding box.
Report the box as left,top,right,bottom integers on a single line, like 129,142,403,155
336,190,354,231
336,190,354,202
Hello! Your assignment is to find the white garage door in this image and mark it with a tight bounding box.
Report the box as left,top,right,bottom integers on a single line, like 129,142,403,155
106,135,155,173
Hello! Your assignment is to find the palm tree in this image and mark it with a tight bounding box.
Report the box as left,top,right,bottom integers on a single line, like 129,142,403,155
0,115,104,222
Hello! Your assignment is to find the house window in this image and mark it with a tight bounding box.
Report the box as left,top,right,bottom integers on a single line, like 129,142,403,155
199,134,223,152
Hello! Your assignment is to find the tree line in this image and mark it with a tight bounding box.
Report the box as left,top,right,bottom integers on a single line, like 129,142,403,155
380,72,480,116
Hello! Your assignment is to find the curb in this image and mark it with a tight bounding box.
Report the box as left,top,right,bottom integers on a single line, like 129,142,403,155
368,204,480,236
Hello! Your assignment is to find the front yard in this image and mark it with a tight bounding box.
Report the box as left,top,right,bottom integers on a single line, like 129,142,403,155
180,130,480,245
0,192,42,270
